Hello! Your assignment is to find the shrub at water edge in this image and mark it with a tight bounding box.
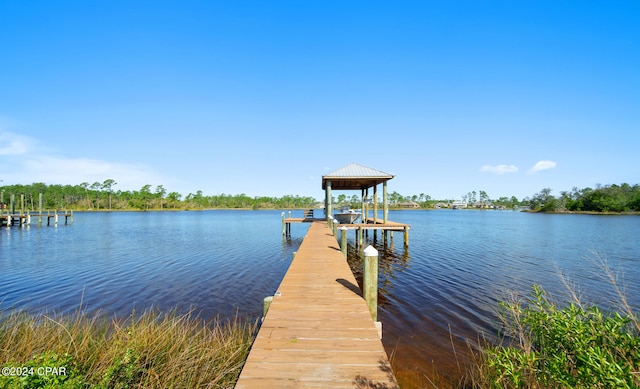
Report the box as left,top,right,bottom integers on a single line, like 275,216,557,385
471,285,639,388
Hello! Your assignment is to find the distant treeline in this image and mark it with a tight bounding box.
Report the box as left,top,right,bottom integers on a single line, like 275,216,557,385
1,180,638,213
0,181,316,211
525,183,640,212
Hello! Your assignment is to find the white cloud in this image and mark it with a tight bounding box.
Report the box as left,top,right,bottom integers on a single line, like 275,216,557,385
480,164,519,175
528,160,557,174
0,130,33,155
18,156,166,190
0,130,170,190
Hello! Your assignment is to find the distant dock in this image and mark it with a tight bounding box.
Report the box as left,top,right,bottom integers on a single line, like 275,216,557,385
1,192,73,227
0,210,74,227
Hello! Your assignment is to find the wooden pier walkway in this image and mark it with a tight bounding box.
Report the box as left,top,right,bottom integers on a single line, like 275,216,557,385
236,221,398,388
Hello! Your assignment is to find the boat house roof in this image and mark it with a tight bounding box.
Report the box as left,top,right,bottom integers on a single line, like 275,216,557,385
321,163,394,190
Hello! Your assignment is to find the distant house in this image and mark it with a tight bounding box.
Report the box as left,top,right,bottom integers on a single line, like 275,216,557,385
451,200,468,209
398,201,420,209
473,201,495,209
434,202,448,209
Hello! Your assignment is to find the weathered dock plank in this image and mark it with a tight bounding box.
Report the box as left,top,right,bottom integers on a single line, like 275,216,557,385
236,221,398,388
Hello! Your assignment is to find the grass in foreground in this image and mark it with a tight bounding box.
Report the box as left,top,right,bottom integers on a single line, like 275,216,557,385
0,308,257,388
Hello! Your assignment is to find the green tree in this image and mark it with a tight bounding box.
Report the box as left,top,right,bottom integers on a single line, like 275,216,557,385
155,185,167,210
79,182,91,208
469,191,477,204
91,182,103,210
103,179,117,210
139,184,152,211
479,190,490,207
166,192,182,209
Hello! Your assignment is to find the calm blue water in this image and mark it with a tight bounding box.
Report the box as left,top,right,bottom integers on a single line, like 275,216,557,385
1,209,638,379
1,211,299,319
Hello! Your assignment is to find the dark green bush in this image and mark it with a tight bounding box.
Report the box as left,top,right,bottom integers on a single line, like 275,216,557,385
485,285,639,388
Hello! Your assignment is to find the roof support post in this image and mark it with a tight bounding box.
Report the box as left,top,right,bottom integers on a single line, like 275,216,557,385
364,188,369,224
361,189,365,223
373,184,378,224
383,181,388,223
325,180,332,221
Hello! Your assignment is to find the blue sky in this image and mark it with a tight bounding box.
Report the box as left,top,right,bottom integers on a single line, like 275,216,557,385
1,1,638,201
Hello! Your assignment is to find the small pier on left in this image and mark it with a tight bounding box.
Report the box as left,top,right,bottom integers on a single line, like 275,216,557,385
1,210,74,227
0,193,73,227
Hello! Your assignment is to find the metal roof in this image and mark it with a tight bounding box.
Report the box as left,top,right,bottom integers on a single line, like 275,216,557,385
321,163,394,190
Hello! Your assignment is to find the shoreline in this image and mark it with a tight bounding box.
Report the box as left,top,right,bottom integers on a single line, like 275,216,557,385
65,208,640,215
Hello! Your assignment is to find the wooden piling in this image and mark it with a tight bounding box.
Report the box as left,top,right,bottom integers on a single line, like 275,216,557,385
363,245,379,322
340,226,347,258
263,296,273,318
404,225,409,247
38,193,43,225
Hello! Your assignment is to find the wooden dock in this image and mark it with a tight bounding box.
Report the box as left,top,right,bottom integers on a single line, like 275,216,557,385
236,221,398,388
0,211,74,227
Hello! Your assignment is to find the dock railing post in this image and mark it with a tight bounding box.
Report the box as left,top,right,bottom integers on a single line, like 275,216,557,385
340,226,347,258
363,245,379,322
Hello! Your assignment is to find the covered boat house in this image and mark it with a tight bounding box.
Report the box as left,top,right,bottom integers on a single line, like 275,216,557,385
282,163,410,246
322,163,395,224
